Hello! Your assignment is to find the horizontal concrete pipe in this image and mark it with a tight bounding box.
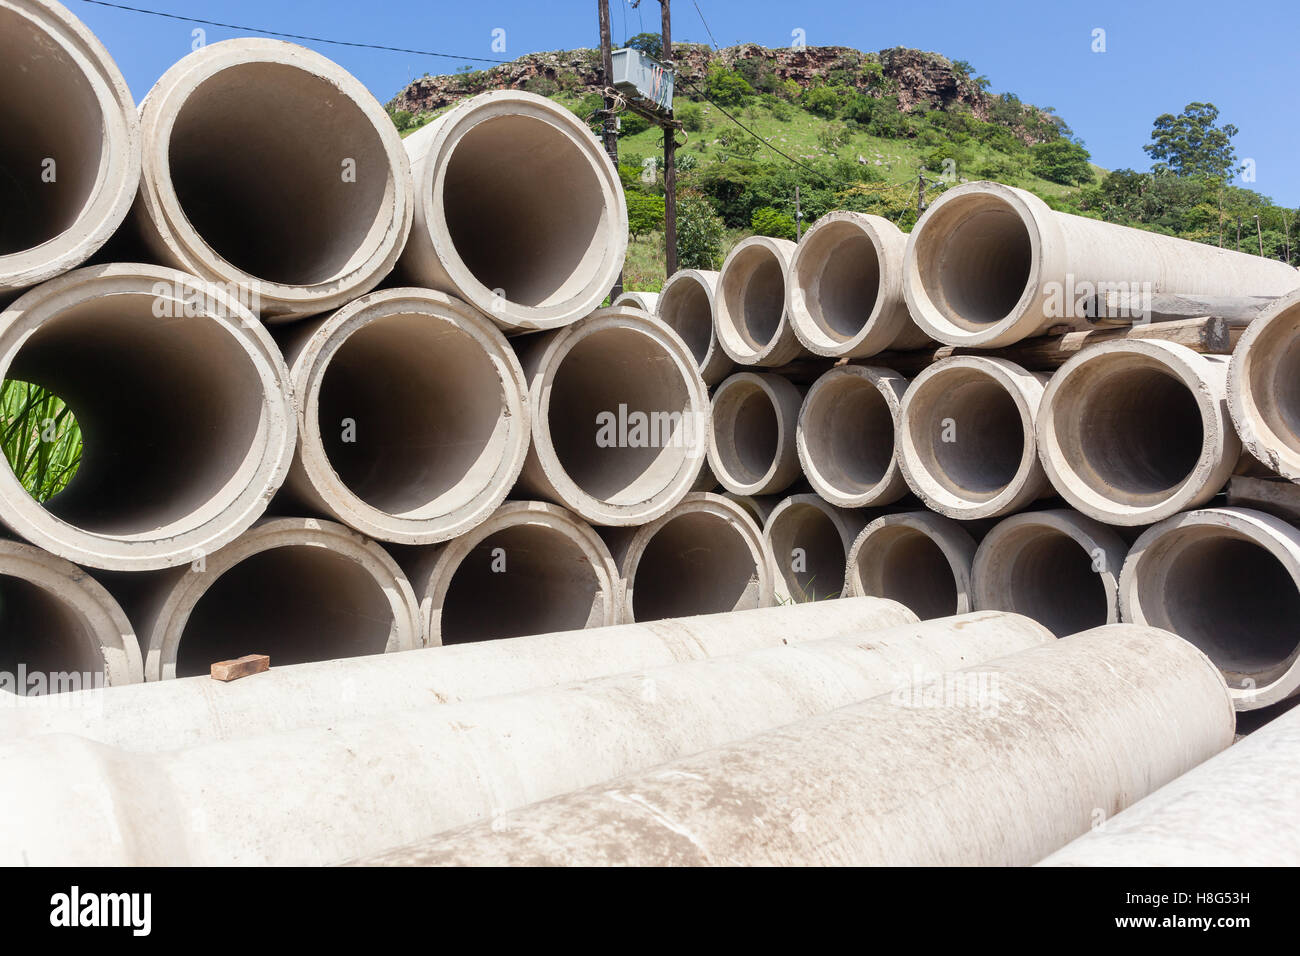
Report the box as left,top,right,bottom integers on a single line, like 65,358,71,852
656,268,732,385
514,306,710,525
797,364,910,508
0,597,915,750
897,355,1051,519
400,90,626,331
0,0,140,295
764,493,866,603
715,236,806,366
0,610,1048,865
134,38,412,320
602,493,775,623
1120,506,1300,711
787,211,931,357
972,509,1128,637
707,371,803,496
0,264,295,571
401,501,619,646
276,288,529,544
903,180,1300,348
356,624,1234,867
1037,339,1240,526
722,492,781,527
612,291,658,313
845,511,977,620
1228,287,1300,480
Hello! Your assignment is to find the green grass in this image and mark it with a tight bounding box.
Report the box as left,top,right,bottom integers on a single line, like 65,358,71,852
0,381,81,502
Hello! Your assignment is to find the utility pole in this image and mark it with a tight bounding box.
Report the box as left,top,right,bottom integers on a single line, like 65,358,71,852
597,0,623,299
795,185,802,241
1236,216,1242,252
1283,209,1291,265
1255,214,1264,257
661,0,677,277
917,170,926,218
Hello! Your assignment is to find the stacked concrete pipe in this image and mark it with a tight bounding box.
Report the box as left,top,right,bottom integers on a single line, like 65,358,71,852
0,264,295,571
904,180,1300,347
897,355,1051,519
787,211,931,357
400,90,626,331
0,611,1047,865
655,269,732,385
1119,506,1300,711
513,306,709,525
707,371,803,496
797,365,910,508
1228,287,1300,480
401,500,619,646
612,291,658,313
0,0,140,296
602,493,775,622
764,493,866,603
845,511,977,620
714,236,806,367
972,509,1128,636
354,625,1234,867
722,492,782,528
133,38,412,320
276,288,529,544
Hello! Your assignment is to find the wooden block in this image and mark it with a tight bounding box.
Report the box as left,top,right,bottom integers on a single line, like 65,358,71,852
1225,475,1300,525
1090,290,1279,328
211,654,270,682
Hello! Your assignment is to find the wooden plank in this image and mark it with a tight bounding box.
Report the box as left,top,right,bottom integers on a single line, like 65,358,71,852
1225,475,1300,525
211,654,270,682
1089,290,1279,328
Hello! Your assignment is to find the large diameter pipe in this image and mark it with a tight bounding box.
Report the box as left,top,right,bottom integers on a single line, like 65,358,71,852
354,624,1234,867
1228,287,1300,479
904,180,1300,348
612,291,658,313
764,493,866,603
787,211,930,357
897,355,1051,519
706,371,803,496
0,611,1048,866
276,288,528,544
1041,701,1300,866
513,306,709,525
1119,506,1300,711
715,236,806,366
402,501,619,646
972,508,1128,637
656,269,732,385
0,264,295,571
0,0,140,295
845,511,977,620
0,596,914,750
603,492,775,622
1037,339,1239,526
797,365,909,508
399,90,626,331
0,538,141,692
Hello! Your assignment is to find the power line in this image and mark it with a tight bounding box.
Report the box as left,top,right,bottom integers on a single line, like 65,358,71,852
691,0,721,50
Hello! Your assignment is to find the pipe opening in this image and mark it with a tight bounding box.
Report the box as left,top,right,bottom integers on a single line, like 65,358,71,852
318,313,509,516
797,224,880,339
995,528,1107,636
632,511,761,621
439,524,605,643
175,545,395,676
852,525,956,620
723,245,786,349
769,504,846,602
549,327,692,505
0,576,103,691
658,277,713,366
443,115,606,307
0,7,105,256
713,382,779,486
1243,304,1300,455
167,62,391,286
911,369,1024,500
807,375,894,492
0,381,81,502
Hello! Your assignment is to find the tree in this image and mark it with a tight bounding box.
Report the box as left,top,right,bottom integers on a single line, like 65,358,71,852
624,32,662,60
626,193,665,239
1031,140,1094,185
1143,102,1240,182
704,62,753,107
676,194,726,269
802,84,842,119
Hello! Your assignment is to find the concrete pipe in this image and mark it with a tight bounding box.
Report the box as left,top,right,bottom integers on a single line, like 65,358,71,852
0,596,914,750
656,269,732,385
1041,701,1300,866
764,493,866,603
0,538,141,693
133,38,411,320
276,288,529,544
1119,506,1300,711
1037,339,1240,526
612,291,658,313
0,264,295,571
403,501,619,646
400,90,626,331
0,0,140,295
845,511,977,621
798,365,910,508
787,211,930,358
354,624,1233,867
897,355,1051,519
903,180,1300,348
722,492,781,528
0,610,1047,866
715,236,805,367
111,517,421,681
514,306,709,526
603,492,775,623
706,372,803,496
1228,287,1300,480
972,509,1128,637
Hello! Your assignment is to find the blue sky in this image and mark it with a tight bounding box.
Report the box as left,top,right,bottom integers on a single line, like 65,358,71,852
72,0,1300,205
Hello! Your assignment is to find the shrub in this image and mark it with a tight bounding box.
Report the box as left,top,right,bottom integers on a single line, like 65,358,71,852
676,194,726,269
627,192,666,238
705,62,753,106
750,206,797,240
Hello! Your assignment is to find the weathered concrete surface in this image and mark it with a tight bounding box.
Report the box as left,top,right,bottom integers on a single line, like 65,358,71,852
707,372,804,496
764,493,866,603
656,269,732,386
715,236,806,366
846,511,977,620
1228,288,1300,481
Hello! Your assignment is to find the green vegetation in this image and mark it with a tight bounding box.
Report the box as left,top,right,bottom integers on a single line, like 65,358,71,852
0,381,80,502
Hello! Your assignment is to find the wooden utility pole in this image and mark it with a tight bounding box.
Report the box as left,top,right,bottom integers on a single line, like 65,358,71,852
1255,214,1264,257
1283,210,1291,265
1236,216,1242,251
917,170,926,217
661,0,677,277
795,185,802,241
597,0,623,299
